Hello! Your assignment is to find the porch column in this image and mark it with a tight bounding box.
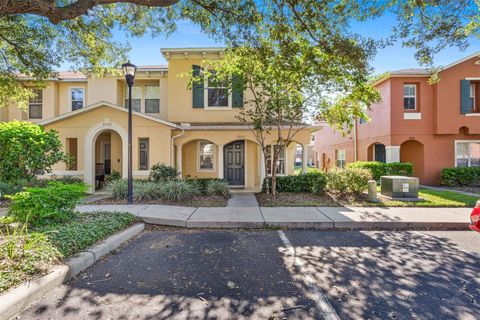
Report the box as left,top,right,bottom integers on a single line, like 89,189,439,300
259,145,266,183
302,144,308,173
218,144,224,179
176,144,183,178
385,146,400,163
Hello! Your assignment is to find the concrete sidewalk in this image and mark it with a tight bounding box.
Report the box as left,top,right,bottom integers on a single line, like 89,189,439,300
76,204,472,230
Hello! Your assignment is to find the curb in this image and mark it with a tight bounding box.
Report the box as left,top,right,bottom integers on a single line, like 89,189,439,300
0,223,145,320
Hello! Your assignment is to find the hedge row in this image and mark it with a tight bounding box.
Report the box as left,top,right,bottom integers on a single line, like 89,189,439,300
441,167,480,187
346,161,413,181
262,171,327,194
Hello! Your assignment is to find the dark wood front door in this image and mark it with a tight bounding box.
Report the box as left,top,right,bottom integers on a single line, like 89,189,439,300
224,141,245,186
375,144,386,163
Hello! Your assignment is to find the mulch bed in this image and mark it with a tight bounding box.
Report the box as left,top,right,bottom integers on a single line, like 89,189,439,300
255,192,341,207
94,195,228,207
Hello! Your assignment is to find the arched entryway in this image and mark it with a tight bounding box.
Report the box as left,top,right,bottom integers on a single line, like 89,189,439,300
84,121,127,193
367,142,386,162
400,140,424,181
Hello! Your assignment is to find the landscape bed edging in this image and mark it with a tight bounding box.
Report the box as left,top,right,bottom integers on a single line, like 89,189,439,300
0,223,145,320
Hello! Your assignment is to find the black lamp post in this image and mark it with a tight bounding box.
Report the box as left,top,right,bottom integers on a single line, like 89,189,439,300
122,61,137,204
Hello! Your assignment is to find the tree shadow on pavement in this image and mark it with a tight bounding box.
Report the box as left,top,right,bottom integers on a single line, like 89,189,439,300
282,230,480,320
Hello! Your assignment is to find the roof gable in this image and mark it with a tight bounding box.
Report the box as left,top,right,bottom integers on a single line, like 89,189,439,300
39,101,178,128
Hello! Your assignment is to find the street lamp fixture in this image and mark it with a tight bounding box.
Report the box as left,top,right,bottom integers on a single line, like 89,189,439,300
122,61,137,204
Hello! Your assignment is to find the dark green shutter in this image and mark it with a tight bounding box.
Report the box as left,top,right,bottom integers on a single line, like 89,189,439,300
461,79,471,114
192,65,204,108
232,74,244,108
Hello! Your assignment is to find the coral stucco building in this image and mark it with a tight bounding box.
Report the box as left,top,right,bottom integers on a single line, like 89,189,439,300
314,53,480,185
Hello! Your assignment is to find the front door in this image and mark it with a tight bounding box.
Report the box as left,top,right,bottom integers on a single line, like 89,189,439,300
224,141,245,186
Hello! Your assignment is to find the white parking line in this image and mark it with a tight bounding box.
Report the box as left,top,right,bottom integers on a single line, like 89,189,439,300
277,230,341,320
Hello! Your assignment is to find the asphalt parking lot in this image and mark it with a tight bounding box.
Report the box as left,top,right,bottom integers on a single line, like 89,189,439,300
18,227,480,320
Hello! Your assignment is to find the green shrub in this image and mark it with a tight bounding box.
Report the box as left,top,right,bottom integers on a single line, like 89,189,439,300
186,178,227,195
149,163,179,183
0,121,65,182
326,169,349,194
206,180,231,198
0,179,32,198
261,171,327,194
134,181,162,201
346,161,413,181
36,212,136,257
441,167,480,187
105,178,128,199
160,180,199,201
7,182,87,225
344,167,372,194
105,170,121,183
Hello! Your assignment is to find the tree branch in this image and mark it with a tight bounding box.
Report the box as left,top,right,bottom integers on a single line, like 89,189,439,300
1,0,179,23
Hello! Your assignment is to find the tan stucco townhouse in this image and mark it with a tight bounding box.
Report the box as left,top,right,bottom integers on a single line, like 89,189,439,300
0,48,315,192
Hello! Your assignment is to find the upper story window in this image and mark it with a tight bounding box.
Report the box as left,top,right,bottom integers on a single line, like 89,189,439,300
470,83,476,110
336,149,346,168
28,89,42,119
403,84,417,110
70,88,85,111
125,85,141,112
125,83,159,113
206,72,230,108
145,84,160,113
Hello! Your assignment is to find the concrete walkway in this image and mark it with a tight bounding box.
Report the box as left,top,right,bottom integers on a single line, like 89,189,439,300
227,192,259,207
76,203,472,230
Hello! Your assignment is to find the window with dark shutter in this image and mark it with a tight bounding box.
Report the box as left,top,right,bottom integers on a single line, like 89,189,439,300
192,65,204,108
232,74,243,108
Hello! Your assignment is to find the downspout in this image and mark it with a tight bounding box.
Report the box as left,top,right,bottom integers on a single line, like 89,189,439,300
353,117,358,162
171,129,185,166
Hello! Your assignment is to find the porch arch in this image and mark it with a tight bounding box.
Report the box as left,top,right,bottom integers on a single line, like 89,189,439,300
84,121,128,193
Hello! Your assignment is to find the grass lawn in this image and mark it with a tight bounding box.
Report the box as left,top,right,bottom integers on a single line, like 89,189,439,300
0,211,136,294
293,166,317,175
256,188,479,207
95,195,228,207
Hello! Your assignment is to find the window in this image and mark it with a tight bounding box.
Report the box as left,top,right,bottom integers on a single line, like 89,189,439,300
456,141,480,167
266,144,286,175
403,84,416,110
145,84,160,113
198,140,215,171
71,88,85,111
66,138,78,170
28,89,42,119
124,85,141,112
470,83,476,110
139,138,149,170
336,149,346,168
205,71,229,108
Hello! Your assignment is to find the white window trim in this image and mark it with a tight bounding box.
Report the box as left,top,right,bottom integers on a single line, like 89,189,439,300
124,83,161,114
454,140,480,167
204,73,232,110
197,140,216,172
266,144,287,176
69,87,85,111
403,84,417,110
336,149,346,168
28,88,43,120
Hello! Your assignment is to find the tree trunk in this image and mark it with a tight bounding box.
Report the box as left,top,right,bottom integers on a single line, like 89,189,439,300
271,150,278,198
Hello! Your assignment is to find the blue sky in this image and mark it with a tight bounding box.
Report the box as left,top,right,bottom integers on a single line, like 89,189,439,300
116,17,480,75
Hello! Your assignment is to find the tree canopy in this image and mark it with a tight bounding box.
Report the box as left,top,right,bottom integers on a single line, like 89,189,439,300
1,0,478,121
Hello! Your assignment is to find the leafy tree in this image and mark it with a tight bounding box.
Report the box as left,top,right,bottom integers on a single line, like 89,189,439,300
0,121,65,182
1,0,478,110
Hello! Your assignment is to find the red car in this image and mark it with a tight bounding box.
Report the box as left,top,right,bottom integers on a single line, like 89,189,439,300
470,201,480,232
